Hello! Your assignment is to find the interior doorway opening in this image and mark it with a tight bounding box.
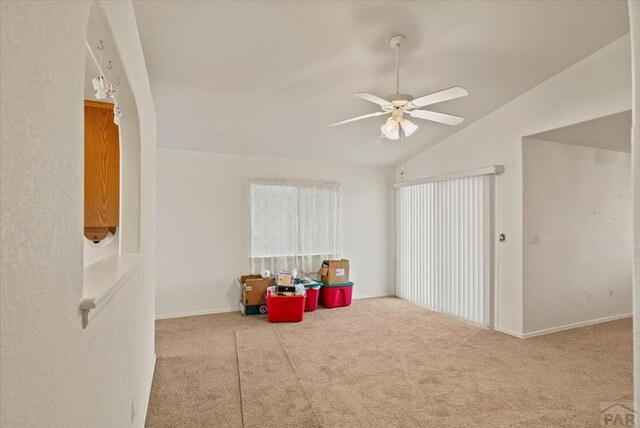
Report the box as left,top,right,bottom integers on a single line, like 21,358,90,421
522,111,632,336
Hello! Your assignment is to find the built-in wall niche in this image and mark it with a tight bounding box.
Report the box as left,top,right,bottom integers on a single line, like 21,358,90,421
83,5,141,269
84,99,120,243
80,3,145,328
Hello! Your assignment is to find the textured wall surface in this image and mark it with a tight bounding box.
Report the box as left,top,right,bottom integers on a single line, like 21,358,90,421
156,148,395,319
399,35,631,337
523,138,631,334
0,1,156,427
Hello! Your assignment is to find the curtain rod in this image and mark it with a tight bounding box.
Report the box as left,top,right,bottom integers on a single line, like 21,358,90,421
393,165,504,189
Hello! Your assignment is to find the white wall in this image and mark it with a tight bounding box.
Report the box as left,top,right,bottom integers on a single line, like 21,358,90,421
156,148,395,319
0,2,156,427
523,138,631,335
398,35,631,337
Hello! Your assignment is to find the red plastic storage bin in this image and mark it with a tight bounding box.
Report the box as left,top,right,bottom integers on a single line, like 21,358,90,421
265,289,306,322
304,286,320,312
320,283,353,308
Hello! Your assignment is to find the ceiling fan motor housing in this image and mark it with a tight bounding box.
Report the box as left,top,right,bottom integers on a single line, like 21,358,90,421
383,94,415,111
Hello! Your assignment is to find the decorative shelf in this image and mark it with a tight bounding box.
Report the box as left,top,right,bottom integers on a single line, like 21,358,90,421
80,253,145,328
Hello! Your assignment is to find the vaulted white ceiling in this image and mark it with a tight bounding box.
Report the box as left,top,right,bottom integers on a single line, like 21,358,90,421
133,0,629,167
530,111,632,153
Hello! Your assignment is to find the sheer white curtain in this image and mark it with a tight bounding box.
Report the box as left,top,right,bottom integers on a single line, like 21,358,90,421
250,179,341,277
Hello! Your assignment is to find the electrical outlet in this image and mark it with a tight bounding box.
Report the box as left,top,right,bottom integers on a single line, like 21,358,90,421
131,397,136,423
609,288,614,298
529,233,540,244
587,291,592,301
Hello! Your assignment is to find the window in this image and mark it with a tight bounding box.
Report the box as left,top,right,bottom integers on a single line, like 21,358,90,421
250,180,341,275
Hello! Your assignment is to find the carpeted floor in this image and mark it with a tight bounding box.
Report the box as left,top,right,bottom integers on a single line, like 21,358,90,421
145,297,633,427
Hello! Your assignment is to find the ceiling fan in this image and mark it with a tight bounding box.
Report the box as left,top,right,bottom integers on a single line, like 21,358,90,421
329,35,469,140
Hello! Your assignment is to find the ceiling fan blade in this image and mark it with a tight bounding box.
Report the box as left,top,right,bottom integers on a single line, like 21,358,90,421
329,111,389,127
409,109,465,126
353,92,392,107
410,87,469,108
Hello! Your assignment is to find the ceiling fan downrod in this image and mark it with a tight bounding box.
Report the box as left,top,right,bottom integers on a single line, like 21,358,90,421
389,35,406,95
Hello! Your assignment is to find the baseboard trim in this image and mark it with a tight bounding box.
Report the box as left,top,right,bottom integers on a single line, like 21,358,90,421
523,313,632,338
155,307,238,320
494,326,524,339
156,295,396,320
353,293,395,300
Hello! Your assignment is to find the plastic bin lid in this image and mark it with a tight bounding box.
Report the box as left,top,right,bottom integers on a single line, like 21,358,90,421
302,281,322,288
319,281,354,287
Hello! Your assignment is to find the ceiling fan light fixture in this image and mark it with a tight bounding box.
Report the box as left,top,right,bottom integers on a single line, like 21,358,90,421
400,118,418,137
381,117,400,140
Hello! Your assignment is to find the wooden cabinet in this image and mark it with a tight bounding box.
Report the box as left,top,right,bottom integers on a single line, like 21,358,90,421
84,100,119,242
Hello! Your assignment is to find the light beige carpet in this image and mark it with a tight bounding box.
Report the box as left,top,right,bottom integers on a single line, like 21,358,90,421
235,327,320,427
145,297,633,427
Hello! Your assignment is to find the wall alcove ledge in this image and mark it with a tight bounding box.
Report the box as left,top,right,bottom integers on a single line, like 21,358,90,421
80,253,145,328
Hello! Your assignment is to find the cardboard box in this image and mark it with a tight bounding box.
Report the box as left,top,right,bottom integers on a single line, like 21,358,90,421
238,275,275,310
319,259,350,284
239,300,268,316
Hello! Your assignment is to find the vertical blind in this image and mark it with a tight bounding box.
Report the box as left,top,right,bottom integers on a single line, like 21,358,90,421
396,174,494,327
